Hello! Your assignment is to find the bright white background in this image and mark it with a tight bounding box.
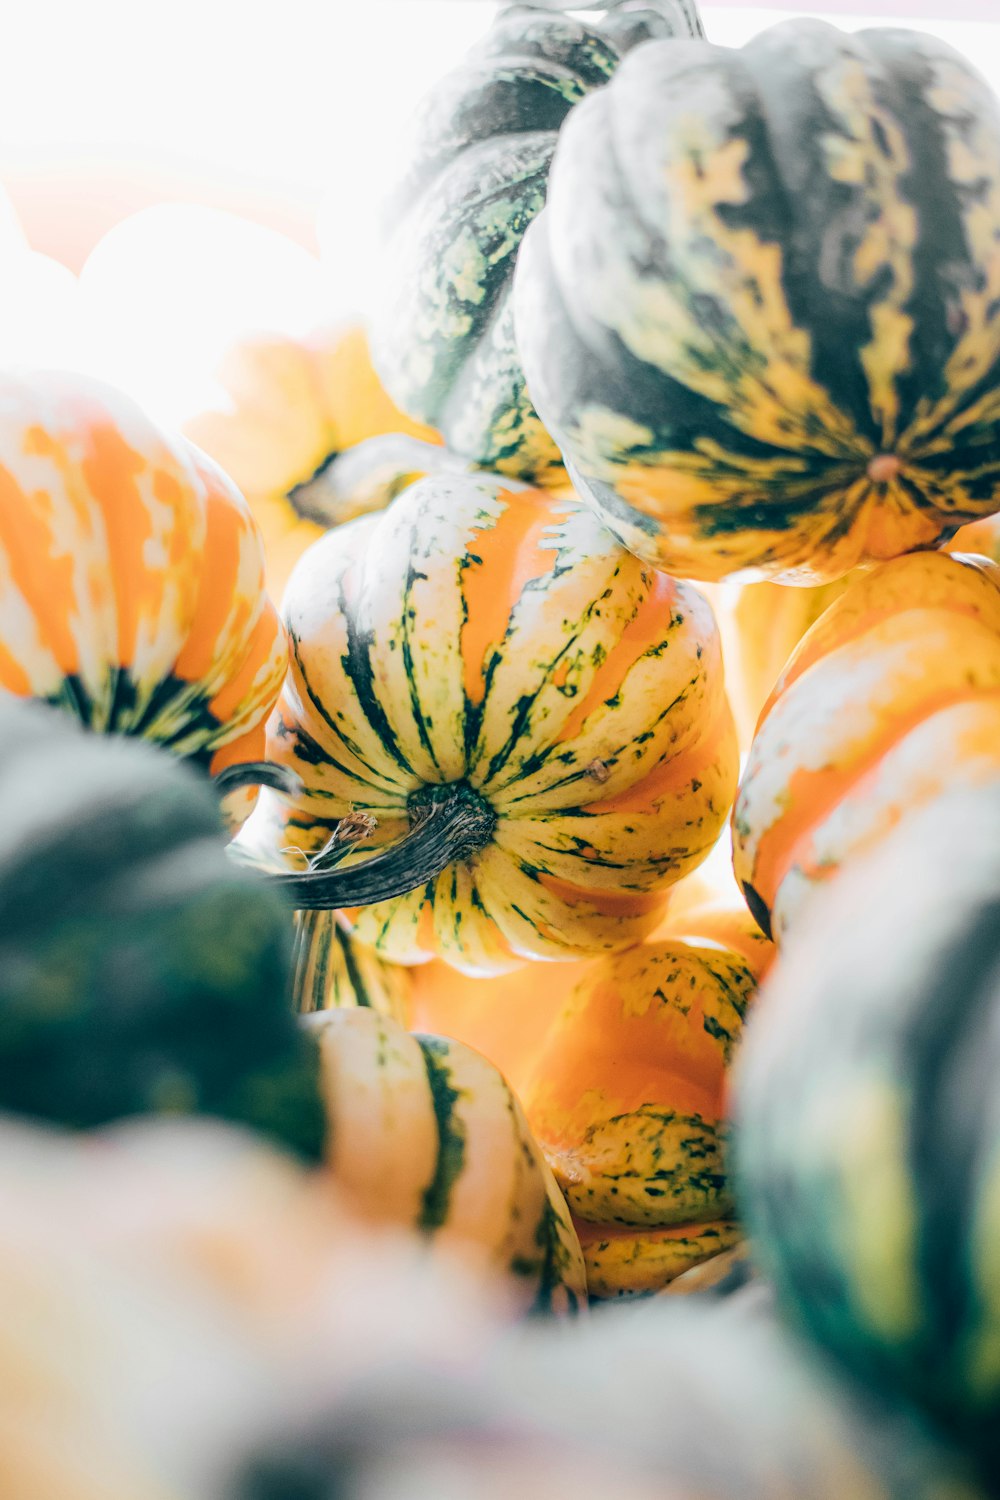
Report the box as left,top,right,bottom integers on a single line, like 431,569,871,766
1,2,998,272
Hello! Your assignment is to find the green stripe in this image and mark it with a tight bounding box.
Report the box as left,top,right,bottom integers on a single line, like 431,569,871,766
416,1037,466,1232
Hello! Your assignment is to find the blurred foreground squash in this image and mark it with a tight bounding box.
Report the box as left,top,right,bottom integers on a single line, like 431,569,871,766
736,788,1000,1485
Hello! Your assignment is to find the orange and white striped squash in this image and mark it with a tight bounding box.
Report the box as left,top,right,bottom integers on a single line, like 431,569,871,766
732,549,1000,940
0,371,287,823
240,472,738,972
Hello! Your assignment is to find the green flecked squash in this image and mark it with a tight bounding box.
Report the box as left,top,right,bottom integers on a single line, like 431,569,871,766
371,1,702,485
735,787,1000,1482
0,695,324,1159
515,19,1000,583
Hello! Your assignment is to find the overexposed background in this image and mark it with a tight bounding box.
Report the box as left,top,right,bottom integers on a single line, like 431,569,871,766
2,2,998,277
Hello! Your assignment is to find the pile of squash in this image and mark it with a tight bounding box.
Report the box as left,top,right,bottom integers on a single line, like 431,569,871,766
4,1,1000,1496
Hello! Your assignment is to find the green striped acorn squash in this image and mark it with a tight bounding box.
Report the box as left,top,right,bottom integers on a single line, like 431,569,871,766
0,694,325,1159
370,0,703,486
734,786,1000,1483
235,470,737,974
307,1006,587,1317
514,19,1000,584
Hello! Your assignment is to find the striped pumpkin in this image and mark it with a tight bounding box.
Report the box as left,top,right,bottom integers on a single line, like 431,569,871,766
0,370,287,827
732,550,1000,941
735,788,1000,1480
519,902,771,1297
514,20,1000,584
239,472,737,972
307,1007,586,1317
372,1,702,486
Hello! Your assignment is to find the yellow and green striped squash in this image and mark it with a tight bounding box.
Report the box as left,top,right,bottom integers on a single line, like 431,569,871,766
291,909,412,1023
0,369,287,827
514,20,1000,584
371,2,701,486
735,787,1000,1483
307,1007,587,1317
239,472,737,973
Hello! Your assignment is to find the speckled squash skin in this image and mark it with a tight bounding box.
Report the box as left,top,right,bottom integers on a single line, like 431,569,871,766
732,550,1000,941
372,3,699,485
241,472,737,973
307,1007,587,1316
518,902,771,1297
735,789,1000,1483
515,21,1000,584
0,697,325,1161
0,370,287,828
184,325,442,598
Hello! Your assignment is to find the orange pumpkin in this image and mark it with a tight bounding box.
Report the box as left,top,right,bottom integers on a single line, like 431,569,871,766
732,549,1000,941
0,369,287,826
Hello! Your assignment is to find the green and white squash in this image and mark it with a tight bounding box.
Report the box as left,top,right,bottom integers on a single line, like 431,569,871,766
735,786,1000,1481
371,0,702,485
515,20,1000,583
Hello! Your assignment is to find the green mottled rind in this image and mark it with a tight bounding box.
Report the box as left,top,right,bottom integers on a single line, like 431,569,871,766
373,7,685,483
515,20,1000,582
0,698,324,1161
735,789,1000,1477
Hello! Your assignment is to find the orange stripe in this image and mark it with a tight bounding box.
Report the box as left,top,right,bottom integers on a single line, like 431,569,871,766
751,683,1000,910
572,1217,730,1246
535,873,664,918
460,489,566,706
208,603,285,725
174,475,248,683
556,568,679,745
0,448,80,678
208,722,266,777
581,699,732,818
759,553,1000,729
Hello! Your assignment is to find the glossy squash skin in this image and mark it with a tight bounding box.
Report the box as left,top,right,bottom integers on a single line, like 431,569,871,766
732,550,1000,941
307,1007,587,1316
0,697,325,1160
241,472,737,973
519,903,771,1297
372,2,701,486
735,789,1000,1481
0,370,287,826
184,324,442,597
515,21,1000,584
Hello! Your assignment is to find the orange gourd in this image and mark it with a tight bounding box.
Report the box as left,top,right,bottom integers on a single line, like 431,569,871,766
732,549,1000,941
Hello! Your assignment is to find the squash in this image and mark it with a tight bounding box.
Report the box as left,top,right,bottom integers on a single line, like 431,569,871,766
307,1006,587,1317
0,695,325,1161
239,471,737,972
182,326,444,597
292,909,412,1023
735,787,1000,1482
0,369,287,829
372,1,702,486
732,549,1000,941
519,902,771,1297
514,20,1000,584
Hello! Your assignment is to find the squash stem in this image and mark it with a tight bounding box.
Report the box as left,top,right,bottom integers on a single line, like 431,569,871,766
213,761,303,798
261,782,497,911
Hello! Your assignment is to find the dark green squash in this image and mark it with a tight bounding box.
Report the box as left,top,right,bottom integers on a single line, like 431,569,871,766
514,19,1000,583
0,695,324,1159
371,0,702,486
735,787,1000,1484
